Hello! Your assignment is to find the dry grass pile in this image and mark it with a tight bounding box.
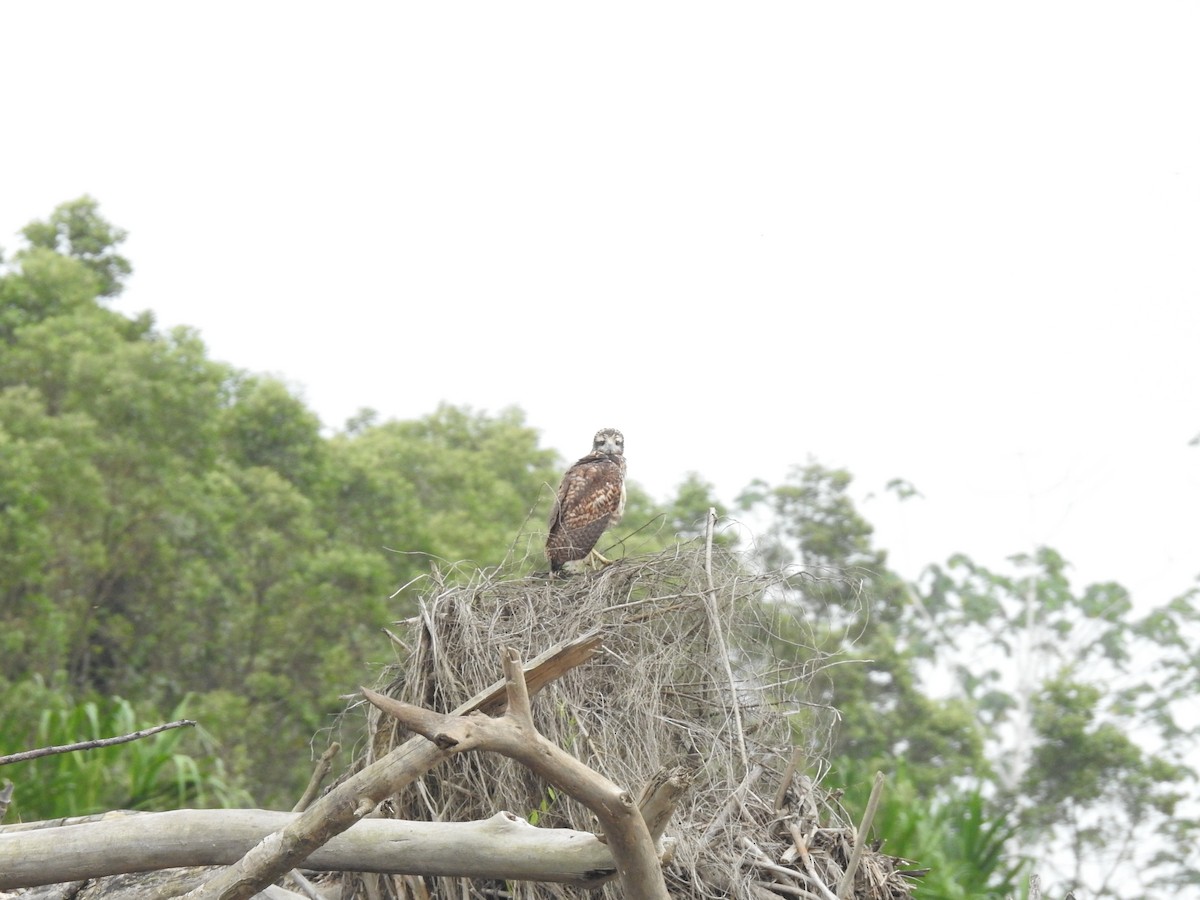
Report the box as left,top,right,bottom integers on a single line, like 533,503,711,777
333,544,921,900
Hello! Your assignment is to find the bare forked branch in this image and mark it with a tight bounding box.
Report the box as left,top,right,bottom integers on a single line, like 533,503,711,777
178,632,602,900
364,646,671,900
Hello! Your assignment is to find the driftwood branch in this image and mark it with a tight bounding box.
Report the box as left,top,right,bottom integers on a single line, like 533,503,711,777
286,743,340,900
0,720,197,766
177,631,602,900
0,809,627,890
365,645,672,900
10,867,307,900
291,743,340,814
635,765,693,847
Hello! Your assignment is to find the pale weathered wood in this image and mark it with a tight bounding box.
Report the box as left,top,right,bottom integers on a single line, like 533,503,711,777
365,646,671,900
291,743,340,813
176,631,602,900
0,809,619,891
636,765,693,846
12,868,307,900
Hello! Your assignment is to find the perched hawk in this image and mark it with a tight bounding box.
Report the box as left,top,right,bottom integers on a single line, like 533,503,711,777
546,428,627,575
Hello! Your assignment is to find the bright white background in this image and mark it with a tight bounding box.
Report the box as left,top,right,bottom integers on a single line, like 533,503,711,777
3,2,1198,608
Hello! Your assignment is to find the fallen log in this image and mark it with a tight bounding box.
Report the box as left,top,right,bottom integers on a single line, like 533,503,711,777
0,809,621,890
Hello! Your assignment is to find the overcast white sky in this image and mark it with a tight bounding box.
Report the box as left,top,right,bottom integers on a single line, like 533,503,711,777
3,2,1198,609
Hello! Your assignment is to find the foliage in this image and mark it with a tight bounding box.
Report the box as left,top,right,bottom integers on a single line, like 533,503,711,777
325,403,562,574
737,463,989,790
19,195,132,298
0,679,251,822
662,471,734,545
916,550,1200,896
836,757,1030,900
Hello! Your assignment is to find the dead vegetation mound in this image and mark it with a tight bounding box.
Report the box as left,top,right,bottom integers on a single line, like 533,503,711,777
330,543,921,900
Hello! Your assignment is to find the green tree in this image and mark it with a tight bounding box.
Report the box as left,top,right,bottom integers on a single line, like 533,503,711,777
917,550,1200,897
739,462,1200,897
0,201,357,803
19,195,132,298
324,404,562,579
221,375,327,491
662,472,735,547
737,462,988,788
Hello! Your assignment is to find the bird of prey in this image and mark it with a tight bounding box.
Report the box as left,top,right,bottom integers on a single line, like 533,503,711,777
546,428,627,575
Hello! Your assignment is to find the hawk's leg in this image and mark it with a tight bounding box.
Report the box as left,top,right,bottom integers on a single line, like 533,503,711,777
585,548,615,569
556,548,616,576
